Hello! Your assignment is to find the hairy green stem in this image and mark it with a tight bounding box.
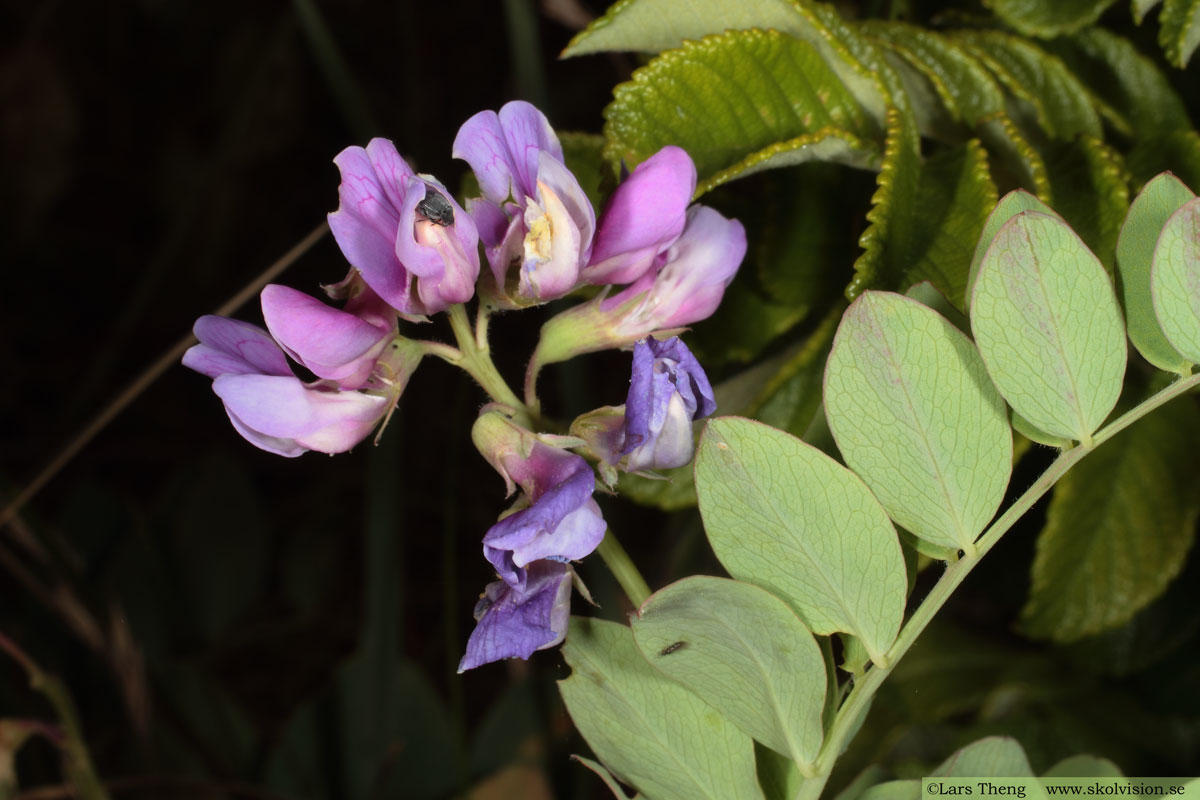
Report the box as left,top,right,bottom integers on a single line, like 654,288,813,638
796,372,1200,800
445,304,530,424
595,530,652,608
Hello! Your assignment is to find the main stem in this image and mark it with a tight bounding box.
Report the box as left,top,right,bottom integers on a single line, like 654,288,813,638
596,529,652,608
797,372,1200,800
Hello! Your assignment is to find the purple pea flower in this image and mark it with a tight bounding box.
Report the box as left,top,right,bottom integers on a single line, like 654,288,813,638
482,462,605,589
328,138,479,316
458,559,573,673
461,411,607,670
471,410,606,589
453,101,595,303
622,336,716,471
581,146,697,287
530,204,746,369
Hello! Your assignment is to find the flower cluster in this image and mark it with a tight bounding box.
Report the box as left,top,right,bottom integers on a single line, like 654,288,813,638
182,101,744,671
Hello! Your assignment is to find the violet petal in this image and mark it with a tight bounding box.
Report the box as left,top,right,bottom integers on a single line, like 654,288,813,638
458,560,572,672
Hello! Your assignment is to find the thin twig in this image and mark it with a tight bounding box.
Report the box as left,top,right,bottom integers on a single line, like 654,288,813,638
0,222,328,532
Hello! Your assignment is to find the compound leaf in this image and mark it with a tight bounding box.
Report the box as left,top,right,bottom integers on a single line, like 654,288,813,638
954,31,1102,141
566,0,889,125
983,0,1121,37
604,28,881,194
1158,0,1200,67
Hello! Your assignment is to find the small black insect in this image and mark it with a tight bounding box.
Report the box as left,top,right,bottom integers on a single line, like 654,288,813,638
659,641,687,656
416,187,455,227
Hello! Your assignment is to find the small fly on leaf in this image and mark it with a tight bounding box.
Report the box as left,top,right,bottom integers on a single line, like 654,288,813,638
416,187,455,226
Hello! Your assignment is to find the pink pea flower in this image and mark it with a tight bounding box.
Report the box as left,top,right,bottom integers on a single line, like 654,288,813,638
328,138,479,316
453,101,595,304
182,308,421,457
581,146,697,287
531,204,746,368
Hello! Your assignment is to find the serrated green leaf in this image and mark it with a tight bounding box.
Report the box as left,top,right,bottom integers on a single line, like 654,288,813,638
750,166,871,308
748,306,842,437
560,131,614,213
983,0,1121,37
954,31,1102,141
976,114,1053,199
967,190,1058,312
1041,136,1130,274
688,277,810,364
1134,0,1165,24
933,736,1037,777
1158,0,1200,67
1042,755,1125,777
850,112,998,307
694,417,907,663
563,0,812,56
1116,172,1196,373
565,0,889,125
1046,28,1191,138
559,617,764,800
970,211,1127,444
864,22,1004,128
1151,197,1200,362
603,29,881,194
1128,129,1200,190
825,292,1012,552
631,576,826,769
1020,398,1200,641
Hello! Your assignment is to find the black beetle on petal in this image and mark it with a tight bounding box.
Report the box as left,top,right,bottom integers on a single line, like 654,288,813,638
416,187,455,227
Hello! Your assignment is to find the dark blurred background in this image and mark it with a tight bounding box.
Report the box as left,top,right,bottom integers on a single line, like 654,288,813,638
0,1,643,797
2,1,1199,798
